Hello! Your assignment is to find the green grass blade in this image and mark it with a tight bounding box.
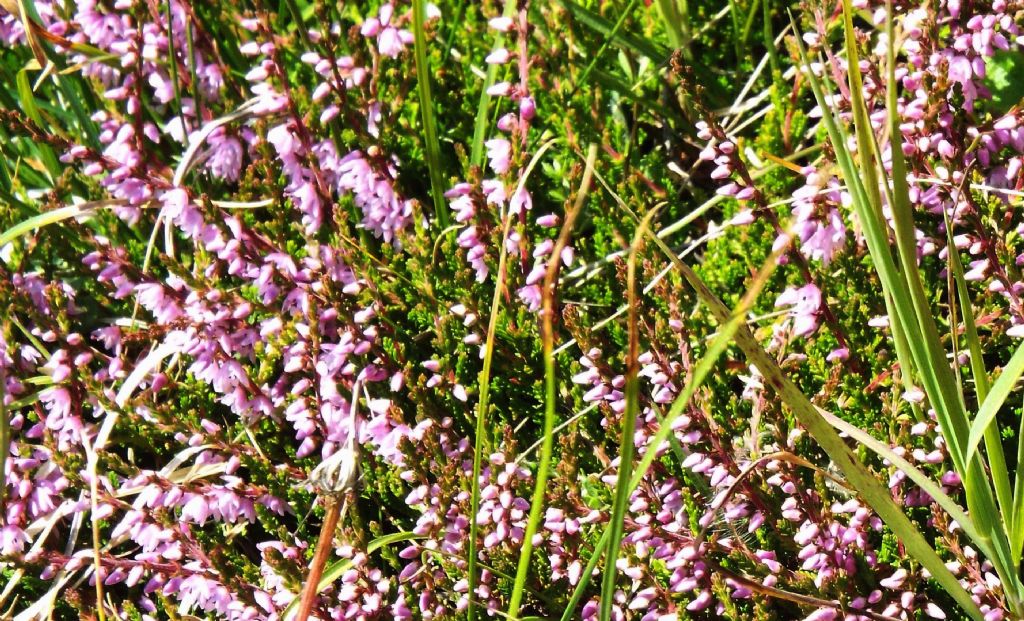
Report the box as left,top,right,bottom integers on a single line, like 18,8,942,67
318,531,421,589
15,68,59,182
840,1,885,227
0,204,88,247
559,527,610,621
0,199,129,249
598,207,657,621
469,0,518,168
164,0,185,127
5,391,40,411
654,0,687,51
801,0,1006,542
822,410,999,564
874,0,978,469
554,0,669,62
646,230,986,621
943,204,1014,542
798,7,1021,605
466,139,558,621
569,0,642,98
412,0,449,228
465,212,513,621
506,145,596,619
965,343,1024,469
557,301,745,621
762,0,781,104
560,225,786,621
1014,395,1024,561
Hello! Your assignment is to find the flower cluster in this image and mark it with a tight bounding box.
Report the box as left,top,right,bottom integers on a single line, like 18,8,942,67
2,0,1024,619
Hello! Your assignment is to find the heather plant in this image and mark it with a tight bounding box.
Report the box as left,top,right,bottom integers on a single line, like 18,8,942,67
6,0,1024,620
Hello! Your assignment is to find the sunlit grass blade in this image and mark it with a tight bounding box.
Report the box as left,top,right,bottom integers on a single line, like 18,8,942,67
469,0,518,168
466,138,559,621
965,345,1024,472
466,212,512,621
506,144,597,619
555,0,669,62
568,0,642,97
1014,396,1024,562
884,3,1017,598
943,203,1014,541
81,434,107,621
560,223,786,621
412,0,449,228
822,410,1000,564
762,0,781,105
646,229,986,621
0,201,121,248
15,67,59,182
793,4,1021,611
559,526,610,621
654,0,688,53
598,206,657,621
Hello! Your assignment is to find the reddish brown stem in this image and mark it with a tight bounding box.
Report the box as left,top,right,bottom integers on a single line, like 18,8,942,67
294,497,342,621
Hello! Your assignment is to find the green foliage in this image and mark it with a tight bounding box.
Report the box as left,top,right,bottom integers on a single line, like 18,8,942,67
985,50,1024,114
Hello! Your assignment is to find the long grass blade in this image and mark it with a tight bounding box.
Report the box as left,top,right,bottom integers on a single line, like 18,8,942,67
465,138,560,621
598,207,657,621
943,203,1014,544
554,0,670,62
822,410,999,564
654,0,687,52
469,0,518,167
1014,395,1024,562
0,202,106,248
560,223,787,621
465,213,513,621
795,8,1022,607
568,0,642,98
965,344,1024,470
646,229,986,621
412,0,449,227
15,68,59,182
506,144,597,619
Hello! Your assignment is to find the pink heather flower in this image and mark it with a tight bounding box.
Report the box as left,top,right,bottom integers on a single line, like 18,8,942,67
485,48,511,64
948,55,973,84
205,131,243,181
686,590,713,611
488,16,513,31
509,187,532,214
519,96,536,120
803,608,838,621
362,3,412,58
496,113,517,132
826,347,849,362
485,138,512,175
879,568,908,589
775,284,822,337
487,81,512,97
378,26,405,57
